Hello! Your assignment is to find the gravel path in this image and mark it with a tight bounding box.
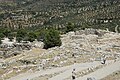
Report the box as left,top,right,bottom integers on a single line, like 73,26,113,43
7,61,101,80
49,61,102,80
49,61,113,80
76,60,120,80
6,60,116,80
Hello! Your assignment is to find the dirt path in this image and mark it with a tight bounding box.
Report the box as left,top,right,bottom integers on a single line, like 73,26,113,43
76,60,120,80
6,60,117,80
49,61,102,80
7,61,102,80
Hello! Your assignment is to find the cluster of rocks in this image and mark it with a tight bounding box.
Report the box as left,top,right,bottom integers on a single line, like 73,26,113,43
41,28,120,68
0,38,44,58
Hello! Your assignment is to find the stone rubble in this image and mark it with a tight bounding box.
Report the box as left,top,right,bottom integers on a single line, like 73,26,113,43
0,29,120,80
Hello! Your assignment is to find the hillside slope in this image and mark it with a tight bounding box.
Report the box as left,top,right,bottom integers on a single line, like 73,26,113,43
0,0,119,32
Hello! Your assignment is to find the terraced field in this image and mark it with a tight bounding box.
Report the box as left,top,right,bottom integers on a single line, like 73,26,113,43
0,0,119,31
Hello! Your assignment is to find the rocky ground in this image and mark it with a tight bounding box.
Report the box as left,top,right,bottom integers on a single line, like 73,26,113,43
101,71,120,80
0,29,120,80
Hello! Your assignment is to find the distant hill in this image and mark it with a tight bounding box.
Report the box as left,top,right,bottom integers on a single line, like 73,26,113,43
0,0,15,2
0,0,120,32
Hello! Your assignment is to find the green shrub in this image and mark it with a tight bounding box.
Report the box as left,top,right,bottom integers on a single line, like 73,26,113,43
16,37,23,43
43,28,61,49
16,29,27,42
0,33,5,38
66,22,75,33
27,32,37,42
0,38,2,44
